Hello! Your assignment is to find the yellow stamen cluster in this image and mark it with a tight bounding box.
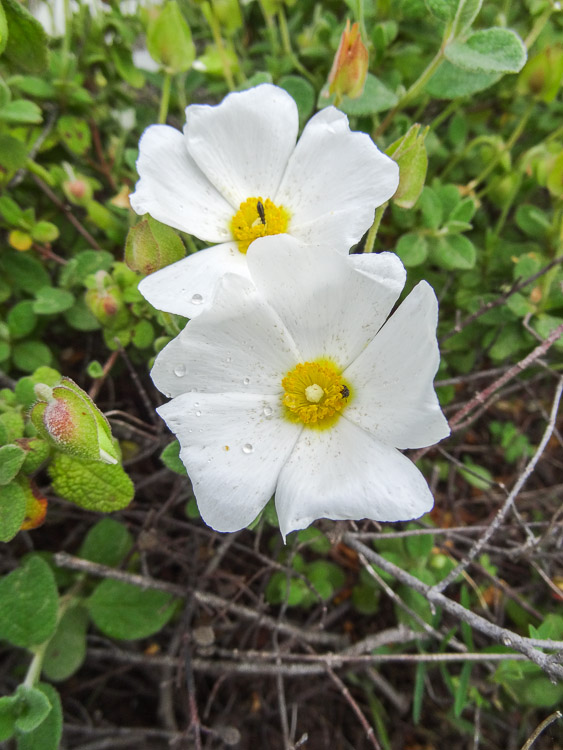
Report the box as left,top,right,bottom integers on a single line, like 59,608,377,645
281,360,351,428
230,197,290,254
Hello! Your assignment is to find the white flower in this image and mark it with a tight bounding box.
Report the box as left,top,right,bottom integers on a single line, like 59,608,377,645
151,236,450,540
130,83,399,319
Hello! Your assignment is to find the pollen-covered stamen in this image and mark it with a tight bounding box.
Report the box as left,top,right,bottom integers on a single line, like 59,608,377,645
282,360,351,428
230,197,290,254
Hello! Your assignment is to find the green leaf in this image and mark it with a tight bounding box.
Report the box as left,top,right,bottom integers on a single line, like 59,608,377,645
42,605,88,682
0,444,26,484
0,0,8,56
0,556,58,647
17,684,62,750
0,481,27,542
0,100,42,124
87,579,176,640
0,134,28,172
2,0,49,73
405,526,434,560
426,60,501,99
49,453,134,512
431,234,476,270
278,75,315,124
160,440,187,475
458,459,494,490
12,341,52,372
1,251,50,294
13,686,51,734
56,115,91,155
396,233,428,267
32,287,74,315
0,694,17,741
31,221,59,243
147,0,196,74
454,661,472,717
7,300,37,339
78,518,133,567
418,186,443,229
446,28,527,74
336,74,398,116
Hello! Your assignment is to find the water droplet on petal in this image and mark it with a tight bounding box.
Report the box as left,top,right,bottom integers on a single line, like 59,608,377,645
243,377,250,385
195,410,201,417
226,357,232,363
242,443,254,454
173,364,186,377
191,293,203,305
263,405,273,417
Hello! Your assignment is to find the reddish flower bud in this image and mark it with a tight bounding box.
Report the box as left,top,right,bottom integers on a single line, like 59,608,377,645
328,21,369,102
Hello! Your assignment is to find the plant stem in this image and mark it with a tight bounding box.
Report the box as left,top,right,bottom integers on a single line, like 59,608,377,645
201,1,235,91
468,102,534,192
158,73,172,124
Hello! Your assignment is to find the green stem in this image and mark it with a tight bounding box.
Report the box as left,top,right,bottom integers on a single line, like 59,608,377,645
277,8,316,85
468,103,534,192
525,4,554,50
158,72,172,124
201,1,235,91
61,0,72,80
257,0,280,58
364,202,388,253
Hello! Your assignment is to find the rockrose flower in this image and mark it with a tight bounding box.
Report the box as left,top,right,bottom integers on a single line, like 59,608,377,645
151,236,450,539
130,84,399,318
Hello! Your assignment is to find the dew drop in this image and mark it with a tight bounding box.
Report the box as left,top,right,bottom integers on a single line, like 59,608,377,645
195,410,202,417
173,364,186,377
242,443,254,454
263,405,273,417
191,293,203,305
243,377,250,385
226,357,232,363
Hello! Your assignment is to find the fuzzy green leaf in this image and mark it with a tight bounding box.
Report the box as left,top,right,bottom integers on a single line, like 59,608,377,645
2,0,49,73
446,28,527,74
87,579,176,640
49,453,134,512
0,481,27,542
43,606,88,682
17,684,61,750
0,556,58,647
78,518,133,567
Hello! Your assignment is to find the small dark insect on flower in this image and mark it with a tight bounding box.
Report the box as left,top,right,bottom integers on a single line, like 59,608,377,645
340,385,350,399
256,200,266,225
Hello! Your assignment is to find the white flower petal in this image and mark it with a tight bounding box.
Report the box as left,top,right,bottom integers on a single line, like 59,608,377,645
276,108,399,251
275,417,434,539
184,84,299,209
130,125,233,242
138,242,247,318
151,273,299,398
158,392,301,532
246,236,405,368
347,250,406,293
344,282,450,449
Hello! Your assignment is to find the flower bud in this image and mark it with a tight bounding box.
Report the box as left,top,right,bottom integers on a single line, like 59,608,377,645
85,271,130,328
30,377,119,464
62,177,93,206
328,20,369,101
517,45,563,103
146,1,196,74
125,216,185,275
386,124,429,209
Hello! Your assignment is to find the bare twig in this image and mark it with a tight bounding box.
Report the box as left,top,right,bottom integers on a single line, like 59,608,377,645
54,553,345,647
519,711,563,750
431,376,563,594
342,535,563,681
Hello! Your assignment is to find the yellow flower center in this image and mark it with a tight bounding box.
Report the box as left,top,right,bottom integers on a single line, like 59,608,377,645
281,360,351,429
230,197,290,254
